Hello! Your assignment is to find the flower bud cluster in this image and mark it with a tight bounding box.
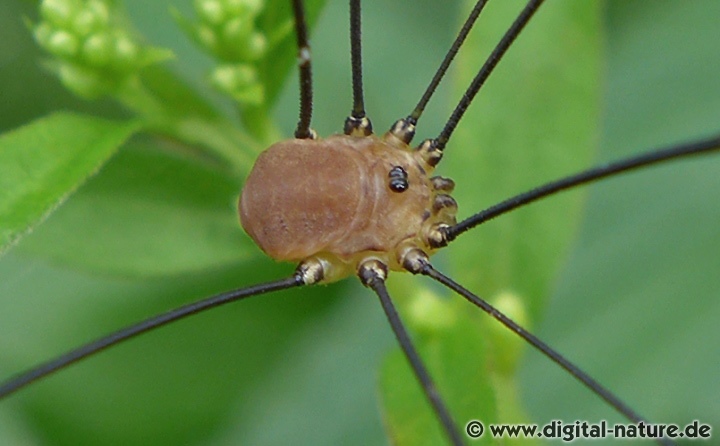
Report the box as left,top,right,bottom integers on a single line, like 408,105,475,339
180,0,267,105
34,0,170,98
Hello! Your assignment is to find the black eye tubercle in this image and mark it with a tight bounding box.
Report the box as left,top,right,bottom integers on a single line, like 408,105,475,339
388,166,409,192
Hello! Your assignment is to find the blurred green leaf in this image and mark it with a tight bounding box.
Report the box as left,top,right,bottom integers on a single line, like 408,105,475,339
0,112,140,256
0,253,354,446
380,286,496,446
522,1,720,442
381,1,601,443
445,0,601,319
16,141,255,276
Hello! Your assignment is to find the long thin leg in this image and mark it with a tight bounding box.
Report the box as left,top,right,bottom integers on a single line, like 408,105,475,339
358,260,464,446
344,0,372,136
291,0,315,139
408,0,490,127
0,274,306,399
447,133,720,241
390,0,490,144
420,262,675,446
435,0,545,152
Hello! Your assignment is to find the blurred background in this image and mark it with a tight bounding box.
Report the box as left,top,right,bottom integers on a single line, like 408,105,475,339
0,0,718,444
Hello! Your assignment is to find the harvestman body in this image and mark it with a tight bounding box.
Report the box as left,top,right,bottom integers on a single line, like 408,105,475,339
1,0,719,445
240,131,456,282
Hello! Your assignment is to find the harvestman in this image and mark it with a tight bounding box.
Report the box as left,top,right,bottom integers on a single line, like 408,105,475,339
1,0,719,444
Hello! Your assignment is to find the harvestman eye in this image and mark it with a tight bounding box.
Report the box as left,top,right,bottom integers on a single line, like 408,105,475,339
388,166,409,192
1,1,718,445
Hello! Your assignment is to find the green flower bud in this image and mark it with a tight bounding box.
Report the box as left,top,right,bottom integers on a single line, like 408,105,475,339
230,83,263,105
195,0,225,26
59,62,109,99
72,8,102,37
112,33,139,70
224,0,263,16
196,24,219,54
33,22,54,49
223,16,253,43
40,0,81,28
47,29,80,58
179,0,267,63
212,63,254,89
222,18,266,62
34,0,172,100
86,0,110,27
82,32,112,67
241,32,267,61
211,63,264,105
175,0,268,104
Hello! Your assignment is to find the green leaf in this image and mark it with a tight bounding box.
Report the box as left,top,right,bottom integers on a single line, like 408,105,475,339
445,0,602,319
0,111,140,256
380,283,496,446
0,253,372,446
381,1,601,443
522,0,720,438
17,141,254,277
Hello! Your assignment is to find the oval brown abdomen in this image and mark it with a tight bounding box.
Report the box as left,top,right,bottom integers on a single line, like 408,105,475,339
241,136,366,260
239,134,434,264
